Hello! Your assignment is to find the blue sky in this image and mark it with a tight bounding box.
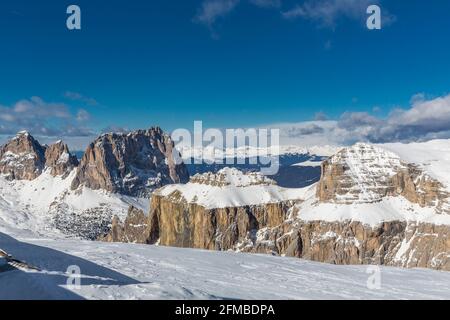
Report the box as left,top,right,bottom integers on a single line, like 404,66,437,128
0,0,449,149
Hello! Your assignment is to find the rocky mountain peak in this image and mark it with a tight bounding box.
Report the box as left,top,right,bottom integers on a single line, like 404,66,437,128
45,140,79,177
0,131,46,180
71,127,189,196
0,132,80,180
316,143,407,204
317,143,450,210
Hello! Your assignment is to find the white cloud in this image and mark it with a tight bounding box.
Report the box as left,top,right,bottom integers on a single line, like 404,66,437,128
282,0,394,28
194,0,282,36
193,0,395,37
0,97,93,137
265,93,450,146
194,0,240,26
64,91,99,106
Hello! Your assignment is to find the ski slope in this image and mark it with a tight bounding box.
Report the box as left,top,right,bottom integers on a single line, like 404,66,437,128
1,232,450,300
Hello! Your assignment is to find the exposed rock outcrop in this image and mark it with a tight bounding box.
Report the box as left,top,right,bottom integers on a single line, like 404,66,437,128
100,206,151,243
243,218,449,270
147,194,293,251
71,127,189,196
0,131,80,180
45,140,79,177
316,143,450,212
105,198,449,271
0,131,46,180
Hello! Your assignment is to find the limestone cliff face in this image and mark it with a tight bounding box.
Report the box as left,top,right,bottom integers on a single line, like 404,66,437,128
71,127,189,196
103,194,293,250
0,131,46,180
391,166,450,214
105,193,449,271
102,168,298,249
244,218,449,270
45,141,79,177
148,194,292,251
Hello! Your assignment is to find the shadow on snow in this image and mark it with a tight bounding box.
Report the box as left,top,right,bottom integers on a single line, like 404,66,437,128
0,232,143,300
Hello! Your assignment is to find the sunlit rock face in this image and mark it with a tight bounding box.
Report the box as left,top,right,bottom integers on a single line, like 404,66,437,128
316,143,449,213
102,168,298,251
0,131,46,180
45,140,79,178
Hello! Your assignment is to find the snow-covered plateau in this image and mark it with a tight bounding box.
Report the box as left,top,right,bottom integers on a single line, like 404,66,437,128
1,233,450,300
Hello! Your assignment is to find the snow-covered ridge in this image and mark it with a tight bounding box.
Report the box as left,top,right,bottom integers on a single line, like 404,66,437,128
297,195,450,227
177,144,340,161
292,160,323,167
297,139,450,227
13,131,30,139
379,139,450,192
0,151,37,166
156,168,309,209
190,167,276,187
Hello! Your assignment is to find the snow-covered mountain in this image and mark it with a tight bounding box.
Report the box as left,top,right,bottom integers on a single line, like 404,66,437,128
1,132,450,299
0,169,148,240
0,129,187,239
1,132,449,269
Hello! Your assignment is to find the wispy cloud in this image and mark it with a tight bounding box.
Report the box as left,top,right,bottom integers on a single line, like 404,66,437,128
282,0,395,28
0,96,93,137
76,109,91,122
283,0,373,25
194,0,282,37
64,91,99,106
194,0,395,37
194,0,240,27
